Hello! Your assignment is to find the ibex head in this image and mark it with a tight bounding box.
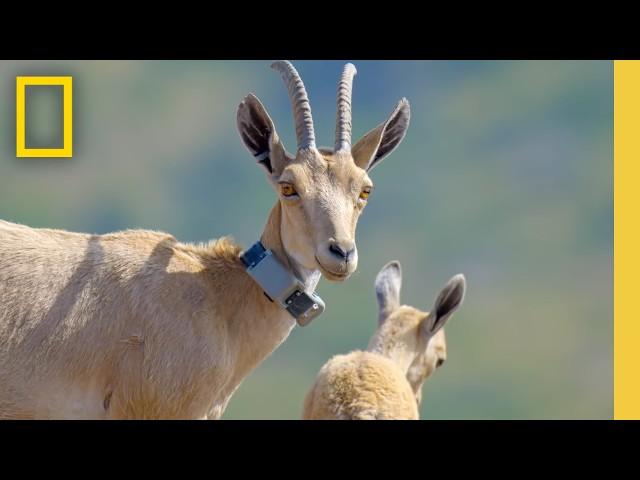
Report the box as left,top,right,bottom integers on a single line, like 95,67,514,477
370,261,466,405
237,61,410,281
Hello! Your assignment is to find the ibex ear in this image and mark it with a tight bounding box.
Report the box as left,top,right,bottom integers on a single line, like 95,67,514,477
352,98,410,172
237,93,291,175
375,261,402,323
421,274,466,338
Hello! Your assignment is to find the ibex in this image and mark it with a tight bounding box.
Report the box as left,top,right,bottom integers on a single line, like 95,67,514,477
302,261,465,420
0,61,411,419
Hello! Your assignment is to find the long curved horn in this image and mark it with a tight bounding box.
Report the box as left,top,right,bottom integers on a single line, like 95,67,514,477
271,60,316,150
335,63,357,152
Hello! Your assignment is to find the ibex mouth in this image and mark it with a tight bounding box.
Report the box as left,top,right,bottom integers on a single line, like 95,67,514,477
315,256,352,282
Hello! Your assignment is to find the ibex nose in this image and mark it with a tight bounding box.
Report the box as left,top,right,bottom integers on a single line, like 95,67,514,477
328,240,356,262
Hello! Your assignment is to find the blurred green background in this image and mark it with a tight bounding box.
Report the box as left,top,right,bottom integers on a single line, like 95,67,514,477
0,61,612,419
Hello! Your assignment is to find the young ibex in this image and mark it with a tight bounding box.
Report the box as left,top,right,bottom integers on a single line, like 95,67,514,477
0,61,411,419
302,261,466,420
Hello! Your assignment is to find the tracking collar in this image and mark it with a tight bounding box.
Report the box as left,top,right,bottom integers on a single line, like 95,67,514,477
240,241,325,326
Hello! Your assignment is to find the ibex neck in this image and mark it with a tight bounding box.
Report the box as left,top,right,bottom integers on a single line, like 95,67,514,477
220,202,321,402
259,202,321,292
367,337,415,374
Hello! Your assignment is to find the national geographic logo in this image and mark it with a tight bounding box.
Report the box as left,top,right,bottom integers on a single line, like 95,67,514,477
16,76,73,158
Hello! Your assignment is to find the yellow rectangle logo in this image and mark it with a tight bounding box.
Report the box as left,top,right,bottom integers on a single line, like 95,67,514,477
16,76,73,158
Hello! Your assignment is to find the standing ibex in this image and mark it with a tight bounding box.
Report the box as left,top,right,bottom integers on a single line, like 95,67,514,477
302,261,465,420
0,61,411,419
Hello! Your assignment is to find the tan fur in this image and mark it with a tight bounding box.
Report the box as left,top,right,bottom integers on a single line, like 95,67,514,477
0,214,292,419
302,352,418,420
368,307,448,403
302,264,465,420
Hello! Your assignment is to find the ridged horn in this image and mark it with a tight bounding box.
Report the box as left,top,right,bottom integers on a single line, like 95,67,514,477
271,60,316,150
335,63,357,152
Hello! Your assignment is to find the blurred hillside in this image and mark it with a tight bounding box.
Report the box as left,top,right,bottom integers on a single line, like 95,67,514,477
0,60,612,419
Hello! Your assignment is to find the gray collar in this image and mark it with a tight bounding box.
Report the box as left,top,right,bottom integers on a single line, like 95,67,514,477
240,241,325,326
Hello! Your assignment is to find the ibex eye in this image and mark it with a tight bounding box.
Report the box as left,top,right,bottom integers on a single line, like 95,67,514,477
279,183,297,197
359,187,372,201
